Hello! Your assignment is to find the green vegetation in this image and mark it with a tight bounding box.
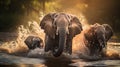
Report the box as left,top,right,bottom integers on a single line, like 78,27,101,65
0,0,58,31
0,0,120,33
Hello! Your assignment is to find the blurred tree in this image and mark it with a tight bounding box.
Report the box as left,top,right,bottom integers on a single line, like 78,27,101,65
0,0,120,33
0,0,57,32
84,0,120,32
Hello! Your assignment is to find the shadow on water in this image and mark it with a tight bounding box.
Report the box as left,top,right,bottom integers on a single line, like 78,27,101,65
0,42,120,67
0,56,75,67
9,48,75,67
44,57,75,67
0,51,76,67
0,52,120,67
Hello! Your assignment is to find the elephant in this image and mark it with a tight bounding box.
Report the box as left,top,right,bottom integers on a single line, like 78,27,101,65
84,23,113,56
40,12,83,57
24,36,44,50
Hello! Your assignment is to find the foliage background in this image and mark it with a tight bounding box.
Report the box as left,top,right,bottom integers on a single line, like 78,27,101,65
0,0,120,33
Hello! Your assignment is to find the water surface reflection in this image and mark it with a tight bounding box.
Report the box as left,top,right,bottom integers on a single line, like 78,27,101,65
0,42,120,67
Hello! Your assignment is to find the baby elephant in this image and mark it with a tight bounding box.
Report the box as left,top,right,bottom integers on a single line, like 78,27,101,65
24,36,44,50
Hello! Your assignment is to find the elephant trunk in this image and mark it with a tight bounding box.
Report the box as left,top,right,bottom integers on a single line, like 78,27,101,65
53,28,67,57
98,39,106,52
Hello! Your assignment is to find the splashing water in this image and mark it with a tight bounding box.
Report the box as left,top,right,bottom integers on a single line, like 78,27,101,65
0,12,119,67
0,13,119,60
0,21,45,54
0,13,91,58
26,13,98,59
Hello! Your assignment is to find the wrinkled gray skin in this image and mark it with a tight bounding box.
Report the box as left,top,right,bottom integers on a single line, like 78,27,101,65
40,13,82,57
24,36,44,50
84,23,113,57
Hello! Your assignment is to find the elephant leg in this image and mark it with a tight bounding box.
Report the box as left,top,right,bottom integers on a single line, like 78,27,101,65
45,35,54,52
101,47,107,57
66,38,72,55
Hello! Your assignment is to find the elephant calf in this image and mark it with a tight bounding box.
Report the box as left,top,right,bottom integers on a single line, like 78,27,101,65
24,36,44,50
84,23,113,57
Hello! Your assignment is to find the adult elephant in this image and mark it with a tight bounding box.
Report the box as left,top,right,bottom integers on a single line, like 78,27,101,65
84,23,113,56
40,13,82,57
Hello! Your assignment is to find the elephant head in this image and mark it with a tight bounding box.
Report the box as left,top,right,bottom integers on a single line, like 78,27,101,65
102,24,113,42
24,36,44,50
40,12,82,57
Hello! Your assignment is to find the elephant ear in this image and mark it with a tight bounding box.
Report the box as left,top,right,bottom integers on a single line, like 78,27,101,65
102,24,113,41
40,13,57,39
69,16,83,38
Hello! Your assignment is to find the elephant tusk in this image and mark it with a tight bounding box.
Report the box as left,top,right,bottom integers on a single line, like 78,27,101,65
66,27,69,34
56,27,59,35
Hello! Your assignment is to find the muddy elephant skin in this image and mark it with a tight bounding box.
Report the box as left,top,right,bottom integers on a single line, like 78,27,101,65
40,12,83,57
84,23,113,56
24,36,44,50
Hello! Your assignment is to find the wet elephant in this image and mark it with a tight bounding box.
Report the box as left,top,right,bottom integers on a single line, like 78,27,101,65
40,13,82,57
84,23,113,56
24,36,44,50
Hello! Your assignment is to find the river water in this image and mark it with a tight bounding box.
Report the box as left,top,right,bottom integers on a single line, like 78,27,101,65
0,22,120,67
0,43,120,67
0,52,120,67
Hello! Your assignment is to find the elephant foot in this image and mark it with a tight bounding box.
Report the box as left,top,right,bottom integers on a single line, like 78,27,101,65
44,36,54,52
